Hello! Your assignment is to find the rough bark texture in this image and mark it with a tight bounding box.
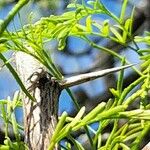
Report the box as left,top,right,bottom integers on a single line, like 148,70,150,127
15,52,61,150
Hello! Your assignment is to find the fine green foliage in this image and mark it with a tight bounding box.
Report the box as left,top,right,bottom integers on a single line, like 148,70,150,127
0,91,25,150
0,0,29,35
0,0,150,149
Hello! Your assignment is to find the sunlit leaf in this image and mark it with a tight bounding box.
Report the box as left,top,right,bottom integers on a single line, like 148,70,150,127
120,0,128,23
86,15,92,32
110,27,124,43
58,37,67,50
110,88,119,98
101,20,109,37
0,43,7,52
123,19,131,42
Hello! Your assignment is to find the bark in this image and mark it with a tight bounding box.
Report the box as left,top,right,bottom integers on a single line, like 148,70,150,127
15,52,61,150
142,142,150,150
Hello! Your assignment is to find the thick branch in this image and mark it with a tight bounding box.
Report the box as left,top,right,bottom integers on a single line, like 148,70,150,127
15,52,61,150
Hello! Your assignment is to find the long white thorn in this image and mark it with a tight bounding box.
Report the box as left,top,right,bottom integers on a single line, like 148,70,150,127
59,64,136,88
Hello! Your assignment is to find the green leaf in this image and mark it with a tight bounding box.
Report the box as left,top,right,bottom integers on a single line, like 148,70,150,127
101,20,109,36
105,98,113,110
0,43,7,53
0,0,29,35
57,27,70,39
78,102,106,125
0,38,7,43
93,21,102,31
93,105,127,122
4,138,13,147
0,103,7,122
129,6,135,34
0,145,10,150
75,8,83,18
49,112,68,150
67,3,81,9
12,91,22,108
11,112,20,142
65,142,71,149
120,0,128,23
50,23,66,38
110,88,119,98
110,27,124,43
87,1,95,6
68,136,84,150
86,15,92,32
6,98,12,119
58,37,67,50
123,19,131,42
54,107,85,143
69,106,85,127
75,24,87,32
97,134,102,149
117,58,126,97
138,49,150,53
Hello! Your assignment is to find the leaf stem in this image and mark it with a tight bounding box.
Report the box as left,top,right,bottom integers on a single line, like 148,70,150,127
0,0,29,35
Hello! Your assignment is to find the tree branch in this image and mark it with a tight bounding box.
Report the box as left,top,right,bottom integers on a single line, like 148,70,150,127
15,52,61,150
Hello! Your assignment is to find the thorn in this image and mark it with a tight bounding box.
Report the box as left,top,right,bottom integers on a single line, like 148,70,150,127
59,64,137,88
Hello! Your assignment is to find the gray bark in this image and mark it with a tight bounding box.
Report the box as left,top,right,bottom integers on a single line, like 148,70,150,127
15,52,61,150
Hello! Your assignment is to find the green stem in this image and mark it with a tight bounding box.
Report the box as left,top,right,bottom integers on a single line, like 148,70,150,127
117,57,126,96
93,120,110,148
0,0,29,35
131,124,150,150
82,36,142,75
66,88,94,148
11,111,20,142
105,120,118,148
118,76,145,105
66,88,80,110
84,37,122,59
120,0,128,23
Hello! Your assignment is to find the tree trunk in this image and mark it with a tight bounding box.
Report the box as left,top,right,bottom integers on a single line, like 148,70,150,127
15,52,61,150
